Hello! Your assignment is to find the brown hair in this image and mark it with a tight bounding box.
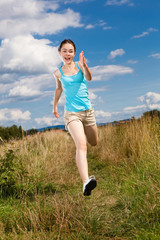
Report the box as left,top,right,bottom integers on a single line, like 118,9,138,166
58,39,76,52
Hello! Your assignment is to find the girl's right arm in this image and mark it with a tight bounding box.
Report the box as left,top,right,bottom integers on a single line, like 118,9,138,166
53,69,63,118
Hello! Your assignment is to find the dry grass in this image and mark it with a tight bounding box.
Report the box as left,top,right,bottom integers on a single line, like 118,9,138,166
1,130,78,186
0,117,160,239
90,117,160,165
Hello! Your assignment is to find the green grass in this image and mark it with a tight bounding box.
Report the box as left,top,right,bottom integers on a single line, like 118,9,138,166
0,117,160,239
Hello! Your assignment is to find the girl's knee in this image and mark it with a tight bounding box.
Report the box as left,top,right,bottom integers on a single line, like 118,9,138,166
89,136,98,146
76,142,87,151
90,140,98,147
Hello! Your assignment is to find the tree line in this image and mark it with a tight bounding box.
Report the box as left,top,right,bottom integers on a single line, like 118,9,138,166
142,109,160,118
0,125,38,143
0,109,160,143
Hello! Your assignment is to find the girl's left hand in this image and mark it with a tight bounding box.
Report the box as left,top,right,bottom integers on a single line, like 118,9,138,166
79,51,86,68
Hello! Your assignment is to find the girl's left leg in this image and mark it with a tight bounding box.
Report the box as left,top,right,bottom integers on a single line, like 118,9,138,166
67,120,89,183
68,121,98,196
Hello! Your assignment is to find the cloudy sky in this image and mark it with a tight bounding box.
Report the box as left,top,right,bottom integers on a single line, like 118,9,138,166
0,0,160,130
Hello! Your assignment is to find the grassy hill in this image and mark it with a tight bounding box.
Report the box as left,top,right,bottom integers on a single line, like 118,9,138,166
0,116,160,240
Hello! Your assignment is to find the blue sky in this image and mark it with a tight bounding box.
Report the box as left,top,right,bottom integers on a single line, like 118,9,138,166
0,0,160,130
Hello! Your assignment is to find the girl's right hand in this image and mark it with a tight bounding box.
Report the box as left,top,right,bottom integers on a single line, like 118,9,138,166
53,111,59,118
79,51,86,68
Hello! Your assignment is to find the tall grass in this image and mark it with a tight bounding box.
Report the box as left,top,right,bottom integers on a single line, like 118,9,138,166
88,116,160,239
0,117,160,239
90,117,160,164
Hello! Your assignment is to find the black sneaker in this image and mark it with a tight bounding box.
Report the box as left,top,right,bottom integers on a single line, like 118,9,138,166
83,176,97,196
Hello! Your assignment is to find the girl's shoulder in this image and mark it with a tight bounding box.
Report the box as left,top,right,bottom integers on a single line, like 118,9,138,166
53,68,61,79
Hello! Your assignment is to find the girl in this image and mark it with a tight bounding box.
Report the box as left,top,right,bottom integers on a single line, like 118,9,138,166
53,39,98,196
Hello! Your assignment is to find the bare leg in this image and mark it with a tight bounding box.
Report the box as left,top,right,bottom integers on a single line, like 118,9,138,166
84,124,98,146
67,120,89,183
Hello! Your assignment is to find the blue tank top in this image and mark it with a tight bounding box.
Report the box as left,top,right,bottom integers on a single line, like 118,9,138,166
59,62,91,112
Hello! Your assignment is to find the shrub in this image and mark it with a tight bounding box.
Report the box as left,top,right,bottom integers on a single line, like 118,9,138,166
0,150,27,197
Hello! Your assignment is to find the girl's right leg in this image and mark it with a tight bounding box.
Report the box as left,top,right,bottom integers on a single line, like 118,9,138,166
67,120,89,183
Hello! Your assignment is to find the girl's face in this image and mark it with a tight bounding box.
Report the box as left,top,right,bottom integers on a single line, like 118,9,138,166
59,43,75,64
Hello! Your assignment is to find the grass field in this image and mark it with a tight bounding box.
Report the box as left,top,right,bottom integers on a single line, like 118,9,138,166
0,116,160,239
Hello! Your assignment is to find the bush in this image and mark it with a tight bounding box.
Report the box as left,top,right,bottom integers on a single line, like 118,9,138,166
0,149,58,199
0,150,27,197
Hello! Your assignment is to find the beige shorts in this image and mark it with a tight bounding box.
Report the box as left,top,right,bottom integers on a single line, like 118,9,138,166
64,108,96,127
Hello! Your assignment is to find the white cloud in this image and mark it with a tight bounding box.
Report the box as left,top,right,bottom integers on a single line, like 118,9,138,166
85,20,112,31
0,35,61,74
91,65,133,81
106,0,134,6
88,90,97,101
0,73,55,103
85,24,95,29
90,87,109,93
35,115,64,126
88,91,98,106
0,73,17,84
150,53,160,59
64,0,91,3
138,92,160,105
131,27,158,39
35,116,54,126
0,108,31,123
132,31,149,39
128,60,138,64
95,110,112,118
89,92,160,124
0,0,59,19
0,74,18,96
123,105,146,113
148,27,159,33
123,92,160,115
148,104,160,110
0,0,83,38
108,48,125,59
123,103,160,115
8,86,42,98
103,26,113,30
18,74,55,91
89,87,108,105
95,92,160,123
94,110,120,123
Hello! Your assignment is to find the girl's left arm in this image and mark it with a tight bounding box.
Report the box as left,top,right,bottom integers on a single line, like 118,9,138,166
79,51,92,81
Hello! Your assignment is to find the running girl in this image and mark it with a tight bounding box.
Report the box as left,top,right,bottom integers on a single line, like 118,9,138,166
53,39,98,196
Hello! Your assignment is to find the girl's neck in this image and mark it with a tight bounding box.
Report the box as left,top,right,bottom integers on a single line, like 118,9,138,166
63,61,75,69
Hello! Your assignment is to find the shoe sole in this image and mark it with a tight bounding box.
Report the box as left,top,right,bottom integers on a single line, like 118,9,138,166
83,179,97,196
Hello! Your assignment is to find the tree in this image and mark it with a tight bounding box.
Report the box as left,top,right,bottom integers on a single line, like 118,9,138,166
142,109,160,118
0,125,26,142
26,128,38,136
